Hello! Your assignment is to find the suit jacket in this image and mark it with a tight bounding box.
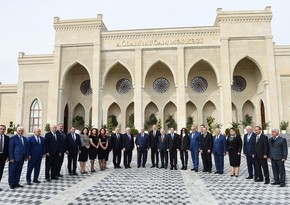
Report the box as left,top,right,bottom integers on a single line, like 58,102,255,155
123,133,134,151
56,130,66,154
0,134,9,159
44,131,60,155
27,135,45,160
9,134,27,161
243,132,256,155
110,133,123,151
66,133,81,155
178,134,190,151
213,135,227,155
157,134,168,151
149,130,160,149
253,134,269,159
268,136,288,160
167,133,178,150
189,132,201,151
135,133,149,149
199,132,213,152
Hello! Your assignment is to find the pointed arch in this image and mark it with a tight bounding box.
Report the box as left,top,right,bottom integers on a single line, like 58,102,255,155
29,98,42,133
144,101,159,125
186,101,198,125
260,99,265,127
233,56,264,80
144,60,176,87
163,101,177,129
242,100,255,125
102,61,134,87
62,62,91,87
202,100,217,126
187,58,220,85
232,102,238,122
107,102,121,126
63,104,69,133
126,102,134,128
73,103,85,119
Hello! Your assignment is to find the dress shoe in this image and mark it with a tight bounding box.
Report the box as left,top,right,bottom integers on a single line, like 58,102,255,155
280,183,286,187
0,188,2,191
208,170,212,173
72,173,78,176
160,165,164,169
271,182,280,185
264,181,270,184
117,166,122,168
142,165,145,168
219,172,224,175
15,184,24,188
202,169,207,172
128,165,131,168
170,166,173,170
174,166,178,170
255,179,263,182
58,174,63,177
33,180,41,183
181,166,184,170
191,168,195,171
195,170,198,172
156,165,159,168
164,166,168,169
246,176,253,179
125,166,128,169
151,165,155,168
46,179,51,182
51,177,59,180
137,165,141,168
184,166,187,170
27,182,32,185
215,171,220,174
9,185,15,189
91,169,96,172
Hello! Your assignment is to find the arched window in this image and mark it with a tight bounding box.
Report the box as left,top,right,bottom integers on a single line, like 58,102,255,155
29,99,42,133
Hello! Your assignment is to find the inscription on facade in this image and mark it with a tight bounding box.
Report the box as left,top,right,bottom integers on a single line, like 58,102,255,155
116,38,203,47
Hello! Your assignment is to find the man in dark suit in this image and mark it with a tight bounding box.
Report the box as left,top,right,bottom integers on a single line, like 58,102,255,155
44,125,60,181
136,128,149,168
56,123,66,177
178,128,190,170
253,126,269,184
243,126,257,179
111,127,123,168
168,128,178,170
269,128,288,187
0,125,9,191
199,127,213,173
213,128,227,174
157,129,168,169
66,127,81,175
149,124,160,168
26,128,45,185
8,126,27,189
189,126,201,172
123,128,134,168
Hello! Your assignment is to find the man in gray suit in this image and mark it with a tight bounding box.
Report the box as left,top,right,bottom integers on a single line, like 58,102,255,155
268,128,288,187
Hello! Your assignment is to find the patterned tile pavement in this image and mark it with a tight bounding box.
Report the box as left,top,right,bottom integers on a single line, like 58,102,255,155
0,148,289,205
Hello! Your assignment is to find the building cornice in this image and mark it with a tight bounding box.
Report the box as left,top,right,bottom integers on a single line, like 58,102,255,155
274,45,290,56
0,84,18,93
18,52,54,65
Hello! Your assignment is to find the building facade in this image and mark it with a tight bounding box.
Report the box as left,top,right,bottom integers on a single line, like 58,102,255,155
1,7,290,133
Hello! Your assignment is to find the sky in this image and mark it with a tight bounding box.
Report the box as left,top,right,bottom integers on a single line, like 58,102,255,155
0,0,289,84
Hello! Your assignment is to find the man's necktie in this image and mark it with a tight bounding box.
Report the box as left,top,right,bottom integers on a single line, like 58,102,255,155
20,136,24,145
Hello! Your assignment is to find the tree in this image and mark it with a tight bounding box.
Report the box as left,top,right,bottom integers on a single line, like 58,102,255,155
108,114,118,128
157,118,162,130
165,114,177,130
72,115,84,129
206,116,215,134
186,116,193,130
242,114,253,127
230,122,241,129
108,117,114,134
45,123,51,132
145,113,158,130
128,113,134,128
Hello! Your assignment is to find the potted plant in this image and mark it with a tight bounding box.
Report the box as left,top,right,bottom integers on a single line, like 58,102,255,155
280,121,289,134
242,114,253,134
165,114,177,130
45,123,51,133
72,115,85,131
262,121,270,135
130,128,139,137
206,116,215,134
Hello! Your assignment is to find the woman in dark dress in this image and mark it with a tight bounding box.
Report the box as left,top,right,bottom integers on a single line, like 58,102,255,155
98,128,108,171
79,127,90,174
89,128,99,172
105,129,111,169
226,128,243,177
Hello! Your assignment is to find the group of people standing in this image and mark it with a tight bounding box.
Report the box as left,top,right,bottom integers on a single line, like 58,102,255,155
0,122,288,191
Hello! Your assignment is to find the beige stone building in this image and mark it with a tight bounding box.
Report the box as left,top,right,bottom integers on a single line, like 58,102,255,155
0,7,290,134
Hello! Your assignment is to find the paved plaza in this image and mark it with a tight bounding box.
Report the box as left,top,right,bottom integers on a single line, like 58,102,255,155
0,148,289,205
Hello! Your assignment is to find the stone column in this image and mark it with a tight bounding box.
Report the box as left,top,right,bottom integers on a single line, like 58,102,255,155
263,80,272,128
265,36,279,129
220,37,232,129
176,47,186,131
91,38,102,128
134,48,143,130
